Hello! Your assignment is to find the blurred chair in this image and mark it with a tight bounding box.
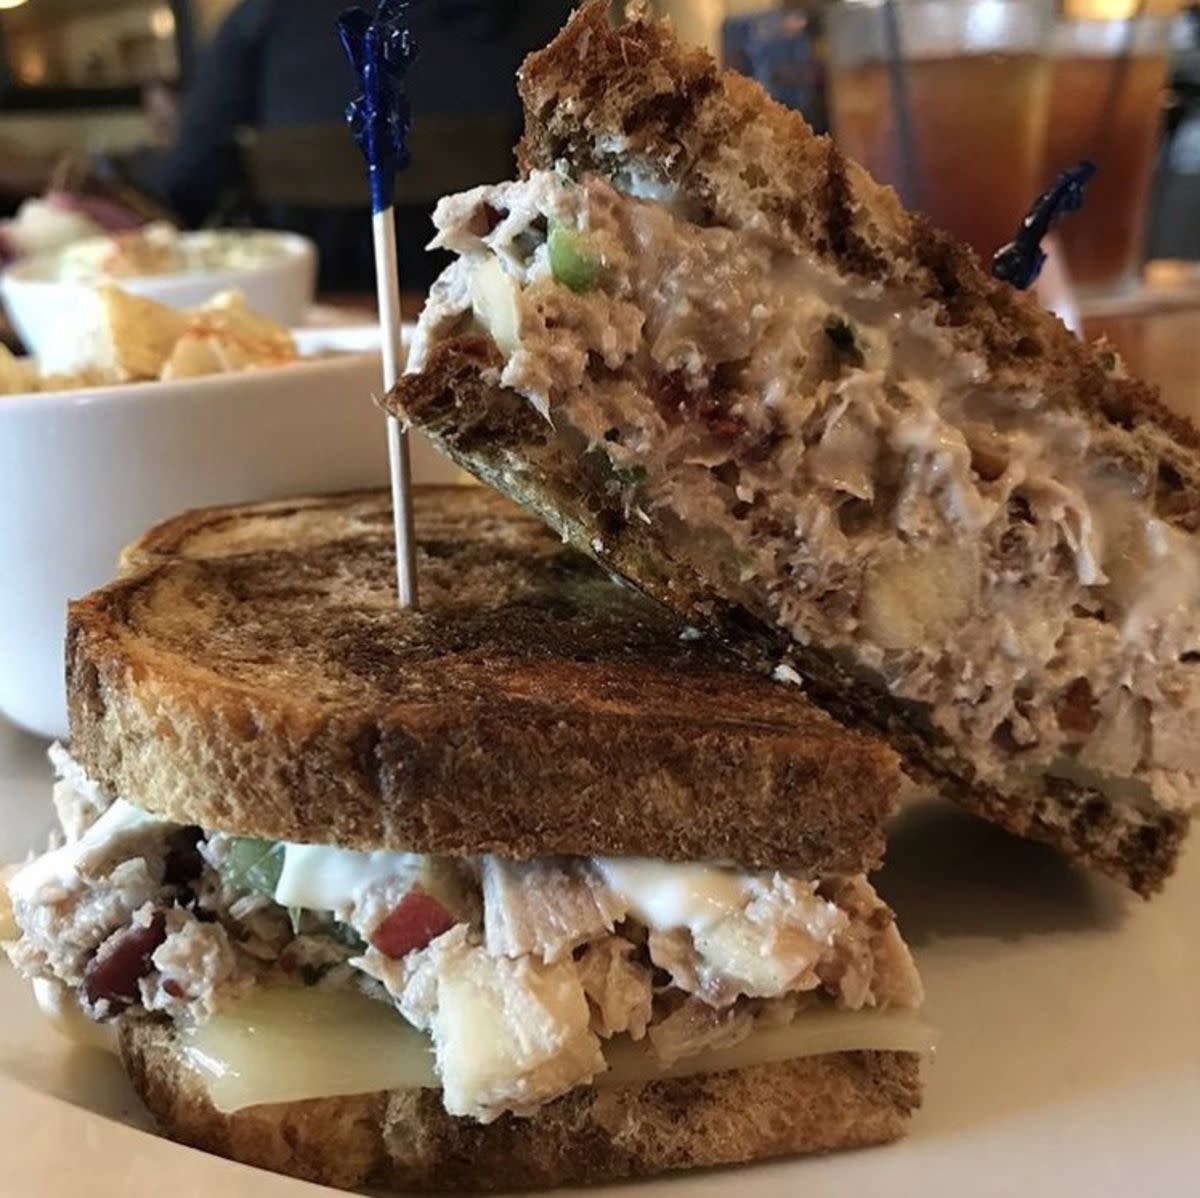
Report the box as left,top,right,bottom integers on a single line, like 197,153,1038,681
234,117,515,291
236,118,515,208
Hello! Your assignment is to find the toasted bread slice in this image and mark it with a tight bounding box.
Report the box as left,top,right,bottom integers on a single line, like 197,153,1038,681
67,486,903,874
385,4,1197,894
120,1019,921,1191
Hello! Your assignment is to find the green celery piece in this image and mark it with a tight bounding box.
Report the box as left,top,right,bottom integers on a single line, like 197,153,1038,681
223,838,286,897
824,316,866,369
549,221,601,293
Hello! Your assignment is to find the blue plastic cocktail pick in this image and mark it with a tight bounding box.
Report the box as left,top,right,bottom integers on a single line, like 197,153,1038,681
992,160,1096,291
338,0,417,214
338,0,420,608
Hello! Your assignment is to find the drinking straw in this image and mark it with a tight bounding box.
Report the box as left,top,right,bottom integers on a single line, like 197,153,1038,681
338,0,419,609
1092,0,1151,150
881,0,922,210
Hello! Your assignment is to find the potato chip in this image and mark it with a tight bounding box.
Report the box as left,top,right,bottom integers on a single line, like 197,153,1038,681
93,284,190,381
0,345,38,396
8,285,301,394
160,291,297,380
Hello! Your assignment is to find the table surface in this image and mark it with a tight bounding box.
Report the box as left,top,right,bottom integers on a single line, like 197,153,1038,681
1085,305,1200,423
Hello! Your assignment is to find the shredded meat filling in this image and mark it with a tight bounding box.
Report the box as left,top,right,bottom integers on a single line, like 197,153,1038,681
412,169,1200,817
5,755,923,1124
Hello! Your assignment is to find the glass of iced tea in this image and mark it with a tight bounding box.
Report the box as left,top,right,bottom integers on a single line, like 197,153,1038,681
827,0,1054,262
1042,12,1175,297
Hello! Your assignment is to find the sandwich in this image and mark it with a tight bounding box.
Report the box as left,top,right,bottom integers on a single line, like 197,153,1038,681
385,2,1200,896
3,486,928,1192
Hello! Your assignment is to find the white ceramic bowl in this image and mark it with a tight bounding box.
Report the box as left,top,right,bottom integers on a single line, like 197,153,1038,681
0,231,317,366
0,326,459,739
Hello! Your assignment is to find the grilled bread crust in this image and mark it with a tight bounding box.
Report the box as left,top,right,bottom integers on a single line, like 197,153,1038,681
120,1019,922,1192
389,340,1188,895
66,486,904,874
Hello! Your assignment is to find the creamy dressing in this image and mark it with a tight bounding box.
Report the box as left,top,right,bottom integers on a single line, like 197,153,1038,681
274,844,428,913
592,858,749,934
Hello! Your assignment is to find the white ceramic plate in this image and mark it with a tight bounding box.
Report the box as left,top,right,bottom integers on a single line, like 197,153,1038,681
1,715,1197,1196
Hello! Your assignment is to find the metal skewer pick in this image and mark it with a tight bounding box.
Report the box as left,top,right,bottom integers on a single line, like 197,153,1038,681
338,0,419,609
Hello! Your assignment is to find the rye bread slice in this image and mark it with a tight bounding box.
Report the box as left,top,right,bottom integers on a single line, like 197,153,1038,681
67,485,904,874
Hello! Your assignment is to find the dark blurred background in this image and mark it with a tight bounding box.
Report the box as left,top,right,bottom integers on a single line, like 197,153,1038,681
0,0,575,291
0,0,1196,293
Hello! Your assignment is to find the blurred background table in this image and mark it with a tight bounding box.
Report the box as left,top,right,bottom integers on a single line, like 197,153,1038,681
1082,260,1200,422
1085,309,1199,420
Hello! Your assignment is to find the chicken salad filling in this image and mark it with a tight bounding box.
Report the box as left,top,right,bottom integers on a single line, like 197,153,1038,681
3,752,922,1123
409,169,1200,819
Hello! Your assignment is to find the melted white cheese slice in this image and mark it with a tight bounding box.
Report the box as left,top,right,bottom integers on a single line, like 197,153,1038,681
182,986,935,1114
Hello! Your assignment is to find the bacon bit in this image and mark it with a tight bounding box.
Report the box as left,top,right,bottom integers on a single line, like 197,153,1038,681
651,371,748,442
992,720,1022,754
1057,678,1099,737
970,443,1009,483
163,978,185,999
467,203,505,237
84,913,167,1007
369,891,455,960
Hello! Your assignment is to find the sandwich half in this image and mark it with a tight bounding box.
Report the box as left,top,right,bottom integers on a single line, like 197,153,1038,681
385,2,1200,896
4,487,927,1192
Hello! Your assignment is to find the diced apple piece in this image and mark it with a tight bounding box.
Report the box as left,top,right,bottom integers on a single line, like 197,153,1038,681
431,947,603,1121
693,913,831,999
1150,701,1200,773
693,917,799,996
370,890,456,959
1079,689,1147,776
860,544,979,650
1104,517,1200,638
469,256,522,356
